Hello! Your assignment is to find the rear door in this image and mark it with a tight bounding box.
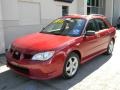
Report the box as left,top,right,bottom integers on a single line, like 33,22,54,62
94,18,110,51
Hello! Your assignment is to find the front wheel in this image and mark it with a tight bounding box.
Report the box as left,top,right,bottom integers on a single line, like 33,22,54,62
63,53,80,79
106,40,114,55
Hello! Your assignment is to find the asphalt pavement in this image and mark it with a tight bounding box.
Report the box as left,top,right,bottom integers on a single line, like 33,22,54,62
0,30,120,90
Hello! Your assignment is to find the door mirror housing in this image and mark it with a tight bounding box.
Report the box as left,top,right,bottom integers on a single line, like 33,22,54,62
86,31,95,36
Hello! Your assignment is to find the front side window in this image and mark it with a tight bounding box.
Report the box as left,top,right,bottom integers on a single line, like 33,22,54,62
86,19,97,32
41,18,86,36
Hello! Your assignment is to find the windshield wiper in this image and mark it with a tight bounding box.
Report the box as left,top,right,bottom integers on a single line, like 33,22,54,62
52,33,68,36
40,31,67,36
40,31,51,34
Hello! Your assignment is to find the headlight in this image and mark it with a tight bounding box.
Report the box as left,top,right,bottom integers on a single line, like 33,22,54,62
32,51,55,61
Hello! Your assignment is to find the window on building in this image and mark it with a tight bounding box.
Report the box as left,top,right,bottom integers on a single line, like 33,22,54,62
54,0,73,3
87,0,105,15
62,6,69,16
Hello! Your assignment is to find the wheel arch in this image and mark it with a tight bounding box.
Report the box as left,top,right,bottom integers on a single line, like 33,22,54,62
112,38,115,44
69,50,82,62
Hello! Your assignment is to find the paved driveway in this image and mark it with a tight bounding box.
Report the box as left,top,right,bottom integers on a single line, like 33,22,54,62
0,31,120,90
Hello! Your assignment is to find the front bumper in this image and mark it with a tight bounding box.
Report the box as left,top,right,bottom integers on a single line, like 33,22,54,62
6,52,65,80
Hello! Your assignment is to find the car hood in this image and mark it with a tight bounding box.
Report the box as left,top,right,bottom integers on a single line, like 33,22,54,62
12,32,75,51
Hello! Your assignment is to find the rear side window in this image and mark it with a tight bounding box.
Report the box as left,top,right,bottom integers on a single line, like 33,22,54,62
95,19,109,30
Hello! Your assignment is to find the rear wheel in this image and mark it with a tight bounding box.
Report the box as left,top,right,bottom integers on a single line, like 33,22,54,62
63,53,80,79
106,40,114,55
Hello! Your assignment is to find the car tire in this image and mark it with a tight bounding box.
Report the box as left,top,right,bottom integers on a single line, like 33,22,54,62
106,40,114,55
63,52,80,79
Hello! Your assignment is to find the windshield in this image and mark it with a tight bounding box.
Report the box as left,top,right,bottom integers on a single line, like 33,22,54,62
41,18,86,36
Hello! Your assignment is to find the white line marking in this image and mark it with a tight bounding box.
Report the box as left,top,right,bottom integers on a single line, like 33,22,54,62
0,65,10,73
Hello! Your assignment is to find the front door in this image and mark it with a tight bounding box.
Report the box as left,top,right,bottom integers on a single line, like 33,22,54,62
80,19,100,63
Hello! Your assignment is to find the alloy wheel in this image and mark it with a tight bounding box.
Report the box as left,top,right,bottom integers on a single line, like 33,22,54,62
108,41,114,54
66,56,79,77
106,40,114,55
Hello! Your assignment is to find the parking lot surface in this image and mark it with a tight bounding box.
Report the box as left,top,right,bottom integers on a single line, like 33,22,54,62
0,31,120,90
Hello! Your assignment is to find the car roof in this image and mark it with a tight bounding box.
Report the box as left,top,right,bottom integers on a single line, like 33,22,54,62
63,14,112,27
63,14,107,20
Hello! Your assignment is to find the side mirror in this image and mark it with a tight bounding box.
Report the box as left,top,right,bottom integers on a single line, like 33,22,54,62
86,31,95,36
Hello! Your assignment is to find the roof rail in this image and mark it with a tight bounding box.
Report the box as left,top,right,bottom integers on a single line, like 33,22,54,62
90,14,105,17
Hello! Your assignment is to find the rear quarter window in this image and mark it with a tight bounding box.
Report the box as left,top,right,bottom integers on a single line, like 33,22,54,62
95,18,109,30
104,18,112,27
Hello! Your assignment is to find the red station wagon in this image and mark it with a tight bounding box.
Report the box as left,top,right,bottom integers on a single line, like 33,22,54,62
6,14,116,80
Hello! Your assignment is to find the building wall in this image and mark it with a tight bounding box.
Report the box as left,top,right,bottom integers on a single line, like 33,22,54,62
77,0,87,14
104,0,120,25
105,0,113,24
113,0,120,26
1,0,79,49
0,0,5,54
1,0,116,54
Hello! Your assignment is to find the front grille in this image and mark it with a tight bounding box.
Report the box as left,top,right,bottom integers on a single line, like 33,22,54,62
8,62,29,75
23,54,33,59
10,48,13,53
10,48,33,60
